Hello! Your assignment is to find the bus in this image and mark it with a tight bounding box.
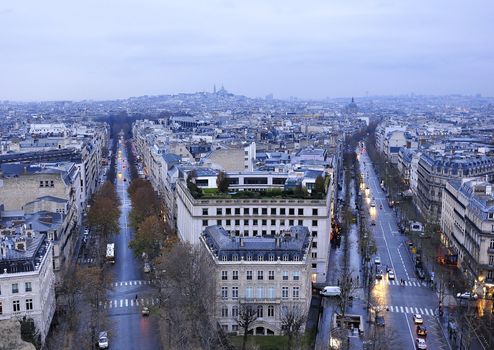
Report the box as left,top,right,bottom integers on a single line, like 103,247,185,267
106,243,115,263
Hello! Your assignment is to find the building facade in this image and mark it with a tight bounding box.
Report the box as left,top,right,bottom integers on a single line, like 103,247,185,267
200,225,312,335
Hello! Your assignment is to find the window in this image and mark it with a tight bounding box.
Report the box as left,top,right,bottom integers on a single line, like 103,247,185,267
221,271,228,280
312,231,318,237
271,208,276,215
312,263,317,269
235,219,240,225
490,239,494,249
283,255,289,261
244,208,250,215
258,271,263,280
267,287,275,298
280,208,286,215
221,287,228,299
26,299,33,311
253,219,258,225
489,255,494,266
245,287,253,298
282,287,289,298
270,230,276,235
25,282,32,292
244,219,249,225
312,252,318,259
247,254,252,261
257,305,264,318
235,208,241,215
289,208,295,215
0,301,2,315
268,305,274,317
293,272,300,280
45,180,49,187
221,306,228,317
289,219,294,226
226,219,231,225
13,300,20,312
256,287,263,298
233,271,238,280
283,271,289,280
217,208,222,215
232,306,239,317
298,220,303,225
221,324,228,332
268,271,275,280
232,287,239,299
40,181,44,187
232,324,239,332
247,271,252,280
258,255,263,261
253,208,259,215
269,254,275,261
298,208,303,215
262,219,267,225
202,219,208,226
12,283,19,294
253,230,258,236
293,287,300,298
50,180,54,187
312,208,318,216
262,208,268,215
280,219,285,226
216,219,222,225
312,220,318,227
312,242,318,248
271,219,276,225
262,230,267,235
202,208,208,216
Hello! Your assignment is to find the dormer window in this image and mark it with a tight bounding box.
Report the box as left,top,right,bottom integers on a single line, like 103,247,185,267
283,254,289,261
232,254,239,261
247,254,253,261
258,255,264,261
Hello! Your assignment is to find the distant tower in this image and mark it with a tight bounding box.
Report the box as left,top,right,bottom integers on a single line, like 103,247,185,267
213,84,216,94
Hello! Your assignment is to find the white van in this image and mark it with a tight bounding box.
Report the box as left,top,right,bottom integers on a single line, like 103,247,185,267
320,286,341,297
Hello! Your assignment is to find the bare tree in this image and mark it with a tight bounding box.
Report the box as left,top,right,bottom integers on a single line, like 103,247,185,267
280,304,306,350
337,269,359,320
154,241,229,349
237,304,258,350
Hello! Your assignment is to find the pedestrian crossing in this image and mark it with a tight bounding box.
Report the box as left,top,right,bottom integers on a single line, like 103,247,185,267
376,279,428,287
112,280,152,287
99,297,160,309
380,305,436,316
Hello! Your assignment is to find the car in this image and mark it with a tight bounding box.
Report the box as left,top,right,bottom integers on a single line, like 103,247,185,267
98,331,109,349
416,325,427,337
320,286,341,297
413,314,423,324
374,256,381,265
375,315,385,327
144,262,151,273
371,219,376,226
415,338,427,349
388,270,395,280
370,201,376,207
375,269,383,280
141,306,150,316
456,292,478,300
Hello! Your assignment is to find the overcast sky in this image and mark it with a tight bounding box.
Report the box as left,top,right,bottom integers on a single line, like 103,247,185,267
1,0,493,101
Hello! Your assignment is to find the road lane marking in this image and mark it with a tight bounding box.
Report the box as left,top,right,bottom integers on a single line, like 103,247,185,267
378,220,396,273
390,306,394,312
405,307,409,313
404,313,416,350
400,306,404,313
419,308,424,314
424,309,430,316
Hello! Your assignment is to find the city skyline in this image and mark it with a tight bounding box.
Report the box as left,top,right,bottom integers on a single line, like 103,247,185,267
1,0,493,101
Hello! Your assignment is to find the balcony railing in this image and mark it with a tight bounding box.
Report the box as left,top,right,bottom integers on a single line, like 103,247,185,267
239,297,280,304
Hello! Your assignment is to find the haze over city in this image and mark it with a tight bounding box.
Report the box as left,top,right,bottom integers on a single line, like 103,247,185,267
1,0,493,101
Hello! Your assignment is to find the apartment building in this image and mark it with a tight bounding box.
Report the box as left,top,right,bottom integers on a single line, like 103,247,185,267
200,225,312,335
441,180,494,296
415,152,494,222
0,230,56,343
176,170,334,283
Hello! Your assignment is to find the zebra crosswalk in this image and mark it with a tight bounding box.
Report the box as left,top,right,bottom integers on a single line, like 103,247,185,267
112,280,152,287
100,297,160,309
380,305,436,316
376,279,428,287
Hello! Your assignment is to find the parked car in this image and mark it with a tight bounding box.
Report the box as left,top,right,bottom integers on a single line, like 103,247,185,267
456,292,478,300
98,331,109,349
375,315,385,327
320,286,341,297
388,270,395,280
416,325,427,337
374,256,381,265
141,306,150,316
413,314,423,324
371,219,376,226
376,269,383,280
144,262,151,273
415,338,427,349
